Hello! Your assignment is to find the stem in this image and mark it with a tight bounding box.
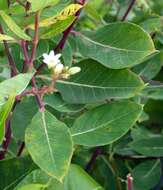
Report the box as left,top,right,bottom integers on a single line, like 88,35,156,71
7,0,10,7
109,156,122,190
21,40,29,72
35,0,86,75
17,142,25,156
20,12,44,112
0,25,17,77
55,0,85,51
31,77,45,112
85,147,102,172
121,0,136,21
0,116,12,160
127,174,133,190
28,11,40,72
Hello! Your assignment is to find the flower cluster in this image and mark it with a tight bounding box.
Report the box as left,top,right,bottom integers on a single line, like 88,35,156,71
43,50,81,78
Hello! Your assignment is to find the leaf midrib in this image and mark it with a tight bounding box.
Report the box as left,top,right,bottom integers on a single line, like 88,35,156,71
57,80,143,89
71,108,139,136
80,34,155,53
41,112,57,171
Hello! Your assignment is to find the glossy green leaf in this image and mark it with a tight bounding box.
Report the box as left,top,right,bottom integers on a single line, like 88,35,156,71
133,51,163,80
16,184,44,190
41,16,75,39
130,137,163,157
140,17,163,33
0,11,31,41
64,164,104,190
142,85,163,100
0,156,36,190
62,41,73,67
15,170,63,190
15,165,104,190
27,0,59,12
76,22,157,69
0,94,15,144
0,0,8,10
25,110,73,181
132,160,161,190
131,126,161,141
56,59,145,104
71,101,143,146
0,73,33,102
11,97,38,141
44,93,84,113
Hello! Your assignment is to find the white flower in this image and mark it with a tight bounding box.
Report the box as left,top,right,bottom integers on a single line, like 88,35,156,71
54,63,64,75
43,50,62,69
68,67,81,75
42,50,81,78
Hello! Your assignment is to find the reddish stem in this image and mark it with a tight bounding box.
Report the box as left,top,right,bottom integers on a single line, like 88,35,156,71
85,147,102,172
21,40,30,72
0,117,12,160
35,0,86,75
55,0,85,51
28,11,40,72
31,77,45,112
127,174,133,190
0,25,17,77
121,0,136,21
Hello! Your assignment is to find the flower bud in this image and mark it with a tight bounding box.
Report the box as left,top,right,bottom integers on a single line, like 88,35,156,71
54,63,64,75
68,67,81,75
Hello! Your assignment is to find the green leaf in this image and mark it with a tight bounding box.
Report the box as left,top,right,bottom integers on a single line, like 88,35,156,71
0,73,33,103
0,0,8,10
141,84,163,101
71,101,143,146
62,41,73,67
133,51,163,80
130,137,163,157
76,22,157,69
0,156,36,190
56,59,145,104
132,160,161,190
27,0,60,12
0,94,15,144
0,11,31,41
140,17,163,33
44,93,84,113
0,34,15,41
16,184,44,190
15,164,104,190
35,40,49,59
131,126,160,141
11,97,38,141
25,110,73,181
64,164,104,190
41,16,75,39
14,169,63,190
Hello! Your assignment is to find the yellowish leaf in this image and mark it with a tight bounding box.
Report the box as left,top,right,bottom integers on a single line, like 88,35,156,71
28,4,82,29
0,34,15,41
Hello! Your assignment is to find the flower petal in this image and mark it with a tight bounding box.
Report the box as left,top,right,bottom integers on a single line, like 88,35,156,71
42,53,49,59
49,50,55,57
55,53,62,59
43,58,50,64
